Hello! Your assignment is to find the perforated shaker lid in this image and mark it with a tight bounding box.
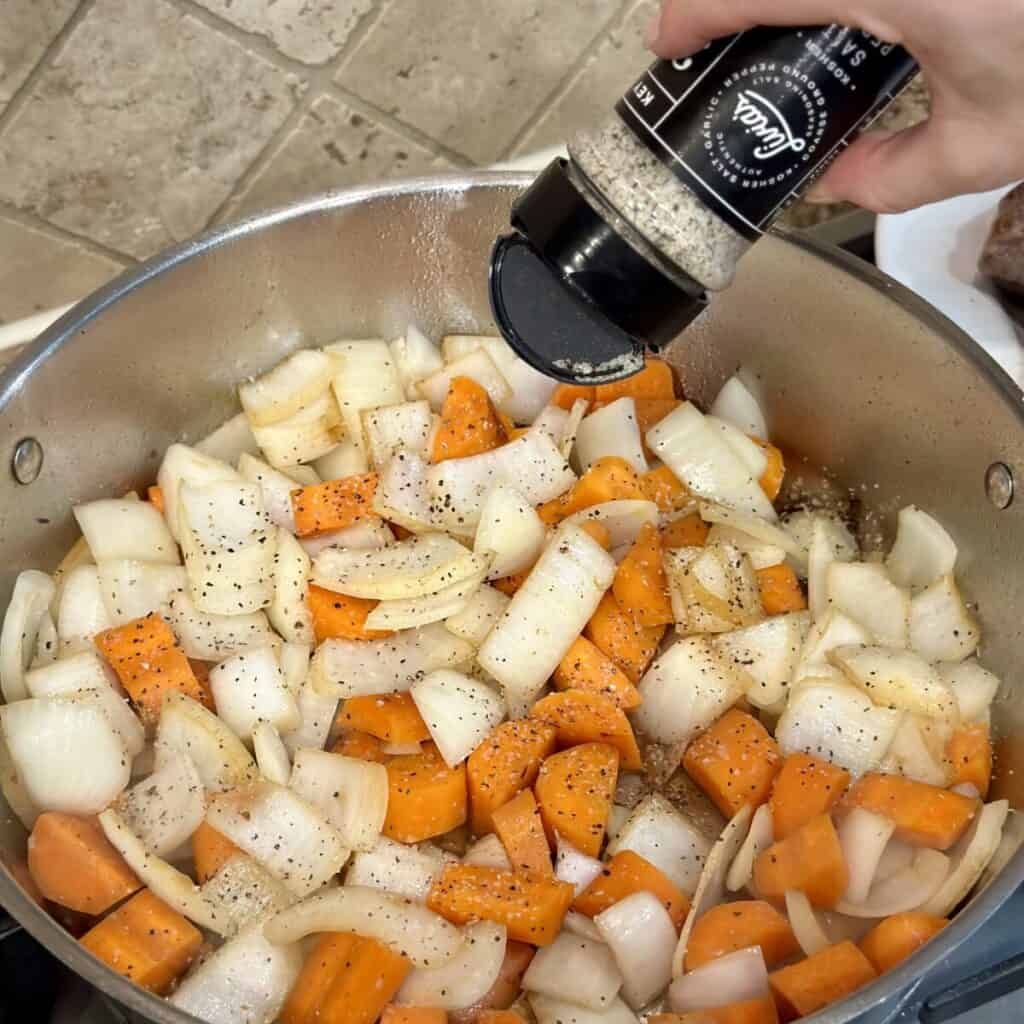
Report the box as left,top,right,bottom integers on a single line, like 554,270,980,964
489,158,707,385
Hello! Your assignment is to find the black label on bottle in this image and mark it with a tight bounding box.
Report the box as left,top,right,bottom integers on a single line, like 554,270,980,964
616,27,917,240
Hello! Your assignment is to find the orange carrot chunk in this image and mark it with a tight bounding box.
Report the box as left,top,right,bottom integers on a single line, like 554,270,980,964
427,864,574,946
842,773,978,850
613,522,674,628
859,912,948,974
753,813,848,909
661,513,711,550
95,613,210,726
432,377,506,463
579,521,613,550
339,693,430,745
291,473,379,537
574,849,690,929
755,565,807,616
192,820,241,884
492,789,553,878
281,932,411,1024
649,996,779,1024
468,720,558,837
384,743,467,843
685,900,799,971
769,941,877,1019
683,710,782,819
585,592,665,684
947,723,992,798
553,636,643,710
752,439,785,502
146,485,166,513
530,690,642,771
28,813,140,915
331,729,387,763
640,465,691,513
308,584,391,642
769,753,851,840
534,743,619,858
382,1008,447,1024
551,384,595,411
80,889,202,995
538,457,644,527
593,358,676,403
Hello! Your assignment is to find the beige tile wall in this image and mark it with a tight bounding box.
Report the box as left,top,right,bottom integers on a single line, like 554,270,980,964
0,0,659,324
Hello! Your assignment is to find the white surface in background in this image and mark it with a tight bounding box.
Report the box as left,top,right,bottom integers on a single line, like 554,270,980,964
876,186,1024,387
492,145,566,172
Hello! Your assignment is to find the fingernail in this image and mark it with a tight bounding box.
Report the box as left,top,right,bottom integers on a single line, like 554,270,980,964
644,10,662,49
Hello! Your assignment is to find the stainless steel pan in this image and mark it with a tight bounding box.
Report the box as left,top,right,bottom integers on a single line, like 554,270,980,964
0,174,1021,1023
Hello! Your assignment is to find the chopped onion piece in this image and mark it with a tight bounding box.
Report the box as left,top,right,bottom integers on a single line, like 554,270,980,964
839,808,896,905
556,835,605,896
419,348,512,413
475,484,547,580
977,808,1023,896
364,401,434,468
210,647,300,741
837,848,950,917
796,611,872,683
596,891,674,1008
564,910,604,942
607,793,711,894
525,930,624,1010
463,833,512,870
530,405,572,449
157,443,241,542
715,613,810,710
289,748,388,851
727,803,774,892
196,412,261,464
328,339,405,454
166,589,277,661
300,519,394,557
576,398,648,474
700,501,809,570
310,623,474,699
401,920,508,1009
785,890,831,957
705,417,768,480
282,682,338,756
373,449,450,536
880,716,950,787
445,584,510,647
208,782,349,896
365,564,490,631
530,994,639,1024
240,350,335,428
827,563,910,648
709,376,768,440
775,682,902,777
170,919,304,1024
268,528,315,644
1,570,57,702
56,565,113,655
565,501,660,552
633,637,748,747
238,453,305,532
264,884,463,968
250,392,342,469
392,326,445,398
119,747,205,857
314,440,368,480
411,670,506,768
886,506,957,590
346,836,451,901
96,560,185,628
909,575,980,663
0,735,40,830
668,542,763,634
478,525,615,709
201,855,296,937
875,840,915,883
74,499,180,565
940,661,1000,724
668,947,769,1013
807,516,858,618
253,722,291,785
560,398,590,459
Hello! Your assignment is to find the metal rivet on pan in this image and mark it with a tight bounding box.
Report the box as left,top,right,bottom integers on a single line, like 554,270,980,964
985,462,1014,510
11,438,42,485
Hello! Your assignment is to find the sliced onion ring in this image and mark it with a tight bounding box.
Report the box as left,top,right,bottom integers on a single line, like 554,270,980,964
837,848,950,918
668,946,769,1013
785,889,831,957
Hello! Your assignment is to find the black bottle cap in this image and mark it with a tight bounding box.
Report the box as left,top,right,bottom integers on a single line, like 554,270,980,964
489,158,708,385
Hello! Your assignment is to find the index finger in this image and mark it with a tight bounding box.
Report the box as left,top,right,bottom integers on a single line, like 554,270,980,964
651,0,901,58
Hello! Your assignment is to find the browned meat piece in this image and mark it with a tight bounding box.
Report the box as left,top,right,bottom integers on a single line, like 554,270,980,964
980,183,1024,295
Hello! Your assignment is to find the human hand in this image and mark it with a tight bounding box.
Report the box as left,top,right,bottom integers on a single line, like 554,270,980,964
645,0,1024,213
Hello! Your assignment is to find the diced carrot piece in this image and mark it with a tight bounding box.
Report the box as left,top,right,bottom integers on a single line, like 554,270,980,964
432,377,506,463
585,592,665,683
661,513,710,550
146,485,165,513
332,729,387,763
613,522,674,628
753,439,785,502
640,465,690,513
650,995,779,1024
553,636,642,710
384,743,467,843
28,813,140,915
755,565,806,616
753,813,848,909
477,1013,526,1024
79,889,202,995
579,521,613,550
552,384,595,411
339,693,430,745
842,773,978,850
859,912,948,974
683,710,782,819
769,941,876,1019
281,932,411,1024
468,720,558,836
534,743,619,857
192,820,241,884
530,691,642,771
308,584,391,642
492,573,528,597
538,457,644,527
947,724,992,798
291,474,379,537
685,900,799,971
382,1008,447,1024
574,849,690,929
427,864,574,946
769,753,850,840
95,613,210,726
593,358,675,403
492,789,553,878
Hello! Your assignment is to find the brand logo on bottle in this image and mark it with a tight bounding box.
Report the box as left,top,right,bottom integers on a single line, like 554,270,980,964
732,89,807,160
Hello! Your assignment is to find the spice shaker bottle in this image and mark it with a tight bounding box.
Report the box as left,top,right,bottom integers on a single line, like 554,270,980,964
489,26,918,384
